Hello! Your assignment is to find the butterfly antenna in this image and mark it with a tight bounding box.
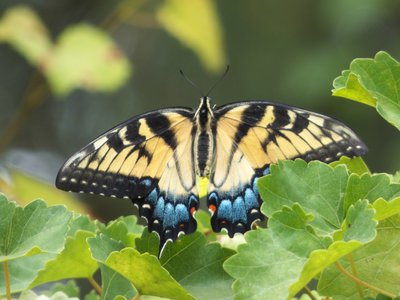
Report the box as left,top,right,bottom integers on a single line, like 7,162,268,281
205,65,230,97
179,69,204,97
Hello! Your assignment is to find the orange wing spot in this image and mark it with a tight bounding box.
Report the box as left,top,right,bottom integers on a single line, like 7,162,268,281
208,204,217,214
190,207,197,216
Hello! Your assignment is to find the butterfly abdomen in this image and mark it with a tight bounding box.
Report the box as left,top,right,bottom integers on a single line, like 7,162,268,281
194,97,215,177
195,131,213,177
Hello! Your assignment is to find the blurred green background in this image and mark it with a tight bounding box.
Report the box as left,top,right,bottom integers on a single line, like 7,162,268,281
0,0,399,220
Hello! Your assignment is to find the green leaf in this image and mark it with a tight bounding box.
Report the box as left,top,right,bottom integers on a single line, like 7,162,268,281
30,230,98,288
67,214,97,237
290,240,361,298
343,173,400,213
372,197,400,221
333,51,400,130
88,234,137,300
156,0,226,73
194,210,217,241
46,24,131,95
83,290,100,300
258,160,349,234
0,195,72,261
289,200,377,297
329,156,370,175
318,215,400,298
136,231,234,299
267,204,326,257
135,230,160,257
105,248,193,300
48,280,80,297
333,70,376,107
0,6,52,64
19,290,79,300
224,228,307,300
343,199,377,243
0,253,55,294
99,216,144,248
160,232,235,300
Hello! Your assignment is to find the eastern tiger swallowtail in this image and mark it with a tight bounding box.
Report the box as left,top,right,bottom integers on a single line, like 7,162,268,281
56,98,367,252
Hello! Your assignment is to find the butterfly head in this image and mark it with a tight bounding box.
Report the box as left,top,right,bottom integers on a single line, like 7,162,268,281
195,97,214,127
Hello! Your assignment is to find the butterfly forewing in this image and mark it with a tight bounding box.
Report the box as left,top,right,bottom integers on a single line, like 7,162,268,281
207,101,367,237
56,108,199,249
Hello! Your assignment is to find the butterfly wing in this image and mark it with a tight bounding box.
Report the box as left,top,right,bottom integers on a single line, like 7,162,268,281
208,101,367,235
56,108,199,250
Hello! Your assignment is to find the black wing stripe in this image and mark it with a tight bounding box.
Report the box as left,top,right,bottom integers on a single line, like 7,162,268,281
233,104,266,145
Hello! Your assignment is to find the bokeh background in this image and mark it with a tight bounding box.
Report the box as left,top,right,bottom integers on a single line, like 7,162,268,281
0,0,399,220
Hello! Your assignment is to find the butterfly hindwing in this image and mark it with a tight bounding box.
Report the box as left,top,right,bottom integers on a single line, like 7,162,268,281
207,101,367,236
56,108,199,249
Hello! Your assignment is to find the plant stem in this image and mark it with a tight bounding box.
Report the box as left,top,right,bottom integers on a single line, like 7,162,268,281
3,260,11,300
88,276,102,295
123,13,160,29
132,293,140,300
0,72,48,154
101,0,146,32
335,261,396,298
346,254,364,298
303,285,317,300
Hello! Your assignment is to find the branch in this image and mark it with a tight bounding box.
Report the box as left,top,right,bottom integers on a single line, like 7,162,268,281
335,261,396,298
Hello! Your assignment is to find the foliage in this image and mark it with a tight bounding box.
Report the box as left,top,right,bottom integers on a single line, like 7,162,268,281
0,2,225,96
1,41,400,300
333,51,400,131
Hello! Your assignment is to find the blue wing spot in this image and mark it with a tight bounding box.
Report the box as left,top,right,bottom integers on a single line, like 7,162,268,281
175,203,189,223
208,192,218,203
163,203,175,229
141,178,152,187
154,197,165,219
232,197,247,223
252,177,259,194
189,194,200,207
263,167,271,176
244,188,258,211
217,200,232,220
147,188,158,205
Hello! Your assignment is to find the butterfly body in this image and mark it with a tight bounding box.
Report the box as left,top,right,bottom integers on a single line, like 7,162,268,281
56,98,367,252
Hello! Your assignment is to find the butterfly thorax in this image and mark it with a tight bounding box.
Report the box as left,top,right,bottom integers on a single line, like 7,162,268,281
194,97,215,177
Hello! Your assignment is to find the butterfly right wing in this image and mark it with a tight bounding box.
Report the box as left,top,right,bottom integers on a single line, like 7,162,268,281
207,101,367,236
56,108,199,249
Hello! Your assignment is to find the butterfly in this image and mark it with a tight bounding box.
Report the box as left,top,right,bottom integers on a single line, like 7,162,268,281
56,98,367,252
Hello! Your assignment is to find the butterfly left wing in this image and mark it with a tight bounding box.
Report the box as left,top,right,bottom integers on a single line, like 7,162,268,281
208,101,368,236
56,108,199,251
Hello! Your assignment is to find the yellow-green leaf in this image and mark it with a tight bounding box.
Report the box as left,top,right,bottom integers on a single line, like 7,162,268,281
46,24,131,95
0,6,52,65
156,0,226,73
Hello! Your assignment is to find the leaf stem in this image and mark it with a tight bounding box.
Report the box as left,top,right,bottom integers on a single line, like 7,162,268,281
335,261,396,298
132,293,140,300
3,260,11,300
303,285,317,300
88,276,102,295
346,254,364,298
